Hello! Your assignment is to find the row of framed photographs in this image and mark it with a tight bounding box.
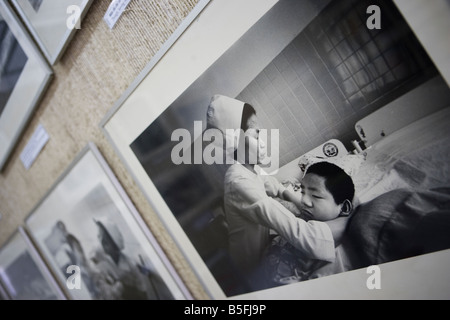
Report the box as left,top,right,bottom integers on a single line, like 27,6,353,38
0,142,193,300
0,0,211,301
0,0,92,170
0,0,214,300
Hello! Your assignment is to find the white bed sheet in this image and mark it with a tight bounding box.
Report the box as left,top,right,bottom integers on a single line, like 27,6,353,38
353,106,450,204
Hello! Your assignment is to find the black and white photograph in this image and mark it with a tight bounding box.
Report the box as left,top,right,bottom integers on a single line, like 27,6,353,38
0,0,52,170
0,12,27,117
24,142,192,300
9,0,93,65
0,227,65,300
102,0,450,299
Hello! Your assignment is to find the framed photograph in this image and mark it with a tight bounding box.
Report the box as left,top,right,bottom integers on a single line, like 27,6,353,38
0,227,66,300
0,0,52,170
9,0,93,65
101,0,450,299
24,142,192,300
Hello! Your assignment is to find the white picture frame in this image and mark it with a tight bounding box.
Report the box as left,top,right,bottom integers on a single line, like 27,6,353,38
9,0,93,65
0,0,52,170
24,142,192,300
100,0,450,299
0,227,66,300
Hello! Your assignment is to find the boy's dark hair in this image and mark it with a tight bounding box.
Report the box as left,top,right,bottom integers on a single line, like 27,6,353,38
305,161,355,204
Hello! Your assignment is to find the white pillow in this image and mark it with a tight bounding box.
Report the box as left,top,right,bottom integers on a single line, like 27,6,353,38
298,153,366,178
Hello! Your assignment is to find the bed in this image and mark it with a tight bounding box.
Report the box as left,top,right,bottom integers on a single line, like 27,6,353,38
270,76,450,274
346,104,450,268
352,86,450,206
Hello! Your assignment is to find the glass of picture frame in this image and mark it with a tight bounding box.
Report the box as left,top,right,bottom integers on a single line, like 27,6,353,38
0,227,66,300
0,0,53,170
9,0,93,65
100,0,450,300
24,142,192,300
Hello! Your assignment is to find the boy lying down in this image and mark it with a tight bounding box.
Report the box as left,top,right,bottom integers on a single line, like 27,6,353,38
264,161,358,286
269,158,450,288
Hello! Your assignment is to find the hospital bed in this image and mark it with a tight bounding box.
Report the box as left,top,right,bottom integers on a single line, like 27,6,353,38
270,75,450,271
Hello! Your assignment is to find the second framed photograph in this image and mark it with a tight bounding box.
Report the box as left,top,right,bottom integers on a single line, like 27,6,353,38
24,142,192,300
9,0,93,65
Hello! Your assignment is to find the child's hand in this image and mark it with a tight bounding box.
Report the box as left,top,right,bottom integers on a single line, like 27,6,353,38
282,188,303,210
281,177,301,188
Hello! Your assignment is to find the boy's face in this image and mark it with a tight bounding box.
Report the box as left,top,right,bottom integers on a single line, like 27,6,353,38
299,173,343,221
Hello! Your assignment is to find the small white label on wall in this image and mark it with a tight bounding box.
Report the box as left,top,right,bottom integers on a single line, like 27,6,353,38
20,124,49,170
104,0,131,29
